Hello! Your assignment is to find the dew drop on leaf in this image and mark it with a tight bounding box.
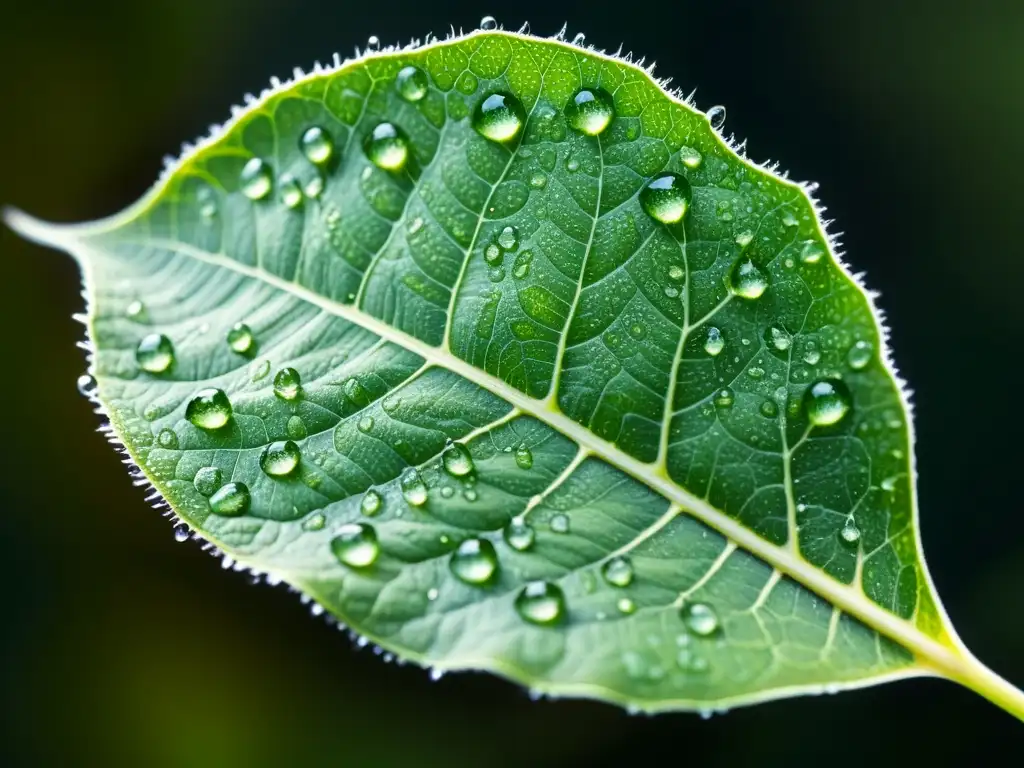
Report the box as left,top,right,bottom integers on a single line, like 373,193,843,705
839,522,861,547
273,367,302,400
679,146,702,169
361,489,383,517
259,440,301,477
472,93,526,143
125,299,145,320
357,416,375,433
209,481,251,517
400,467,428,506
227,322,254,354
728,258,769,299
331,523,379,568
449,538,499,585
514,443,533,469
364,122,410,171
550,513,570,534
193,466,222,497
681,602,721,636
760,400,779,418
704,326,724,356
185,388,232,430
442,442,474,477
847,340,873,370
515,581,565,625
497,225,518,251
800,241,825,264
136,333,174,373
804,379,852,426
156,428,178,449
565,88,616,136
278,174,303,209
286,415,307,440
197,186,217,218
396,65,429,102
639,172,692,224
602,556,634,587
503,518,535,551
173,523,190,543
302,512,326,532
300,126,334,166
707,104,726,130
765,326,791,352
240,158,272,200
714,387,735,409
480,15,497,30
617,597,637,615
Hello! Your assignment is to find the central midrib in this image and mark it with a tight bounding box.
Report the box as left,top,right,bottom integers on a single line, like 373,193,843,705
86,233,967,679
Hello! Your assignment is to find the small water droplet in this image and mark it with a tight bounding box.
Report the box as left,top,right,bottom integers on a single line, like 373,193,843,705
260,440,301,476
530,172,547,188
760,400,779,418
497,225,518,251
173,523,190,543
302,512,326,531
240,158,272,200
565,88,616,136
680,602,720,636
331,523,379,568
449,538,499,585
157,428,178,449
765,326,791,352
515,581,565,625
364,122,410,171
514,443,533,469
273,367,302,400
800,241,825,264
361,489,383,517
210,482,251,517
747,366,765,379
549,513,570,534
707,105,726,131
504,519,535,551
396,65,429,102
193,466,222,496
640,172,692,224
76,374,96,398
126,299,145,319
427,587,439,601
357,416,375,434
728,258,769,299
629,322,647,340
704,327,724,356
300,126,334,166
136,333,175,373
227,323,254,354
839,522,861,547
251,359,271,381
847,340,873,371
186,388,232,430
480,15,497,30
735,230,754,248
304,175,325,199
473,92,526,143
804,379,852,426
617,597,637,615
286,415,307,440
602,556,634,587
881,475,898,493
667,264,685,282
714,387,734,409
400,467,428,506
802,341,821,365
463,487,478,502
442,442,474,477
278,174,303,208
679,146,703,169
197,187,218,218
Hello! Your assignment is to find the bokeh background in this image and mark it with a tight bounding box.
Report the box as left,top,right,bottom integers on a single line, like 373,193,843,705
1,1,1021,765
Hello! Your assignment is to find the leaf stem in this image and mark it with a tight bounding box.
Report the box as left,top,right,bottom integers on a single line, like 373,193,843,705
931,650,1024,723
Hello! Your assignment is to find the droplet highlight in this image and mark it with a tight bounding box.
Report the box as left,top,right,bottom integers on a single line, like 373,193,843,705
300,126,334,166
680,602,720,636
227,323,254,354
728,258,769,299
504,519,535,551
442,442,474,477
601,557,634,587
396,65,429,102
400,467,428,506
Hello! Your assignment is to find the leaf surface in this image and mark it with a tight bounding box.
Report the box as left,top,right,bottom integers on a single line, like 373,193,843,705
8,27,1023,716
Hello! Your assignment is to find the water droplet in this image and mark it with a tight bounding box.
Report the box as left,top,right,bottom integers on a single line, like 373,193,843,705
396,65,429,102
541,514,570,537
707,105,726,131
357,416,375,434
602,557,634,587
667,264,685,282
427,587,439,601
617,597,637,615
530,172,547,188
735,230,754,248
704,327,724,356
515,581,565,625
664,286,680,299
728,258,769,299
473,92,526,143
679,146,703,169
676,648,710,673
514,444,533,469
629,322,647,340
497,225,518,251
442,442,474,477
209,482,251,516
193,466,222,496
747,366,765,379
331,523,379,568
278,174,303,208
286,415,307,440
304,175,325,199
480,15,497,30
760,400,779,418
240,158,272,200
365,35,381,51
680,602,720,636
227,323,254,354
504,518,535,551
76,374,96,398
260,440,301,476
185,388,232,430
197,187,218,218
136,333,174,373
251,359,271,381
640,172,692,224
300,126,334,166
512,250,533,279
484,243,503,267
273,367,302,400
364,122,410,171
804,379,852,426
714,387,734,409
302,512,326,531
765,326,791,351
800,241,825,264
173,523,190,543
126,299,145,319
565,88,615,136
361,489,383,517
847,340,873,371
400,467,428,506
839,522,861,547
463,488,478,502
157,428,178,449
881,475,898,493
449,538,499,585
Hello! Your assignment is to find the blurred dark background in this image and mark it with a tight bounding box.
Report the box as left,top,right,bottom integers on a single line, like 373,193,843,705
1,1,1021,765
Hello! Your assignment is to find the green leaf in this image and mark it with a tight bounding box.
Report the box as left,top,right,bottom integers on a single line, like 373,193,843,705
6,26,1023,719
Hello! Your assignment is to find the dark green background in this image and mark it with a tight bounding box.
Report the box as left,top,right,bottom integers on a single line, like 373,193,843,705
1,1,1021,765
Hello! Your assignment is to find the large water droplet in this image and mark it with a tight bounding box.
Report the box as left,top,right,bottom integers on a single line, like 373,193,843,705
210,481,251,516
804,379,852,426
240,158,272,200
707,105,726,131
504,518,535,551
473,93,526,143
480,16,497,30
515,581,565,625
602,556,634,587
442,442,474,477
136,333,175,373
703,327,724,356
361,489,383,517
186,388,232,430
640,173,692,224
300,126,334,166
760,400,779,418
839,522,861,547
400,467,428,506
273,367,302,400
680,602,720,636
260,440,301,476
449,538,499,585
227,323,254,354
364,122,410,171
728,258,769,299
331,523,379,568
193,466,222,496
566,88,615,136
157,428,178,449
847,340,873,371
514,444,533,469
396,65,429,102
